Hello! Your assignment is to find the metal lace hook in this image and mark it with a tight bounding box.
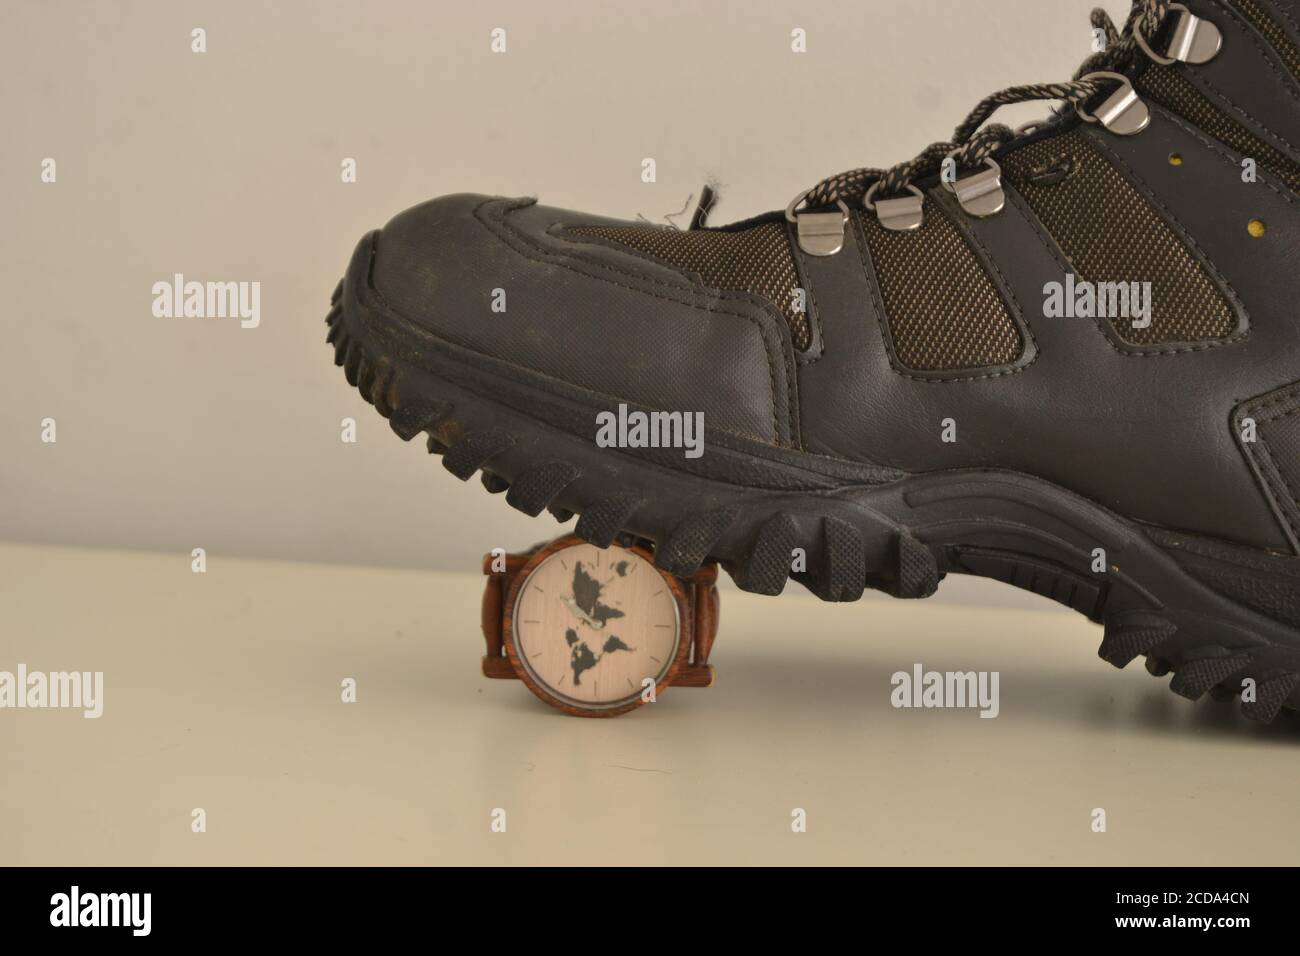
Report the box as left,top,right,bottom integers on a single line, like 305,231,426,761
1074,71,1151,136
863,181,925,232
941,154,1005,218
1133,2,1222,65
785,189,852,256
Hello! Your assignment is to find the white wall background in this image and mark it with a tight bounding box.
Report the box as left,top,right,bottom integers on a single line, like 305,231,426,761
1,0,1128,605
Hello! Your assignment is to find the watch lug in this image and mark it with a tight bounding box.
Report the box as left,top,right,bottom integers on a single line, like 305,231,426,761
481,655,516,679
692,577,720,668
674,664,715,688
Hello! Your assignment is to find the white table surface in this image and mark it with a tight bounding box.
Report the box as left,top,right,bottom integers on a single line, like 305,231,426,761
2,541,1296,866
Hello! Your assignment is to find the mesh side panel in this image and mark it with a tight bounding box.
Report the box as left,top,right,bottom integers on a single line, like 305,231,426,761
567,222,809,350
1231,0,1300,82
1137,63,1300,194
1001,129,1237,346
859,201,1022,372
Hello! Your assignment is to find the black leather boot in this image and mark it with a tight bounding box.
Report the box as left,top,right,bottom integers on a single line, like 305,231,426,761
327,0,1300,722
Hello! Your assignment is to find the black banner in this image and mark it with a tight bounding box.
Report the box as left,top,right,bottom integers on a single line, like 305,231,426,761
0,866,1278,941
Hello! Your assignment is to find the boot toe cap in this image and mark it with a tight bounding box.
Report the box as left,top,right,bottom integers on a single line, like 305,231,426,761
365,194,796,445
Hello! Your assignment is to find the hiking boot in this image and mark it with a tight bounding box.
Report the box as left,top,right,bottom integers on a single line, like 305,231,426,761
326,0,1300,723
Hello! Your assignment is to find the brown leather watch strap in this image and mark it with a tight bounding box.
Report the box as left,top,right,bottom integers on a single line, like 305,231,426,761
480,553,517,679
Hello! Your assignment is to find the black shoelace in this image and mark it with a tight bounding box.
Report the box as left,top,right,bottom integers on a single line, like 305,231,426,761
798,0,1171,210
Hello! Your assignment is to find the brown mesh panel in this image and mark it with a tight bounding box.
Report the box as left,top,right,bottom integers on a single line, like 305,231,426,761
1137,63,1300,194
1231,0,1300,83
1001,129,1237,346
859,200,1022,372
567,222,810,350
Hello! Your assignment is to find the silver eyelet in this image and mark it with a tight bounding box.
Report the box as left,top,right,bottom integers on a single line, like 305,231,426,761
864,182,925,232
1134,2,1222,65
1074,71,1151,136
785,189,851,256
941,156,1005,218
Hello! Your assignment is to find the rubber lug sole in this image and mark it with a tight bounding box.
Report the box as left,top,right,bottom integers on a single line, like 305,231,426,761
505,462,582,517
574,495,644,549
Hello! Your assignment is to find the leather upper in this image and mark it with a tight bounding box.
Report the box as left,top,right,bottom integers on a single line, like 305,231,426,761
365,0,1300,555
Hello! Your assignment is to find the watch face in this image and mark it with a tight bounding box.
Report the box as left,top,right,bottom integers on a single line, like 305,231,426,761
511,542,681,710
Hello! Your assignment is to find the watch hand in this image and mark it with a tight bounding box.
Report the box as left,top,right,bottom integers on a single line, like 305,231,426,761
560,595,604,629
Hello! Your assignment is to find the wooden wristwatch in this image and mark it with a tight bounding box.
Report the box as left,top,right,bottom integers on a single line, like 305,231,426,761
481,535,720,717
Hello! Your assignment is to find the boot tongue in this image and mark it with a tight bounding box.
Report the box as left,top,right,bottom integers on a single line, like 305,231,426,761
688,183,720,231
